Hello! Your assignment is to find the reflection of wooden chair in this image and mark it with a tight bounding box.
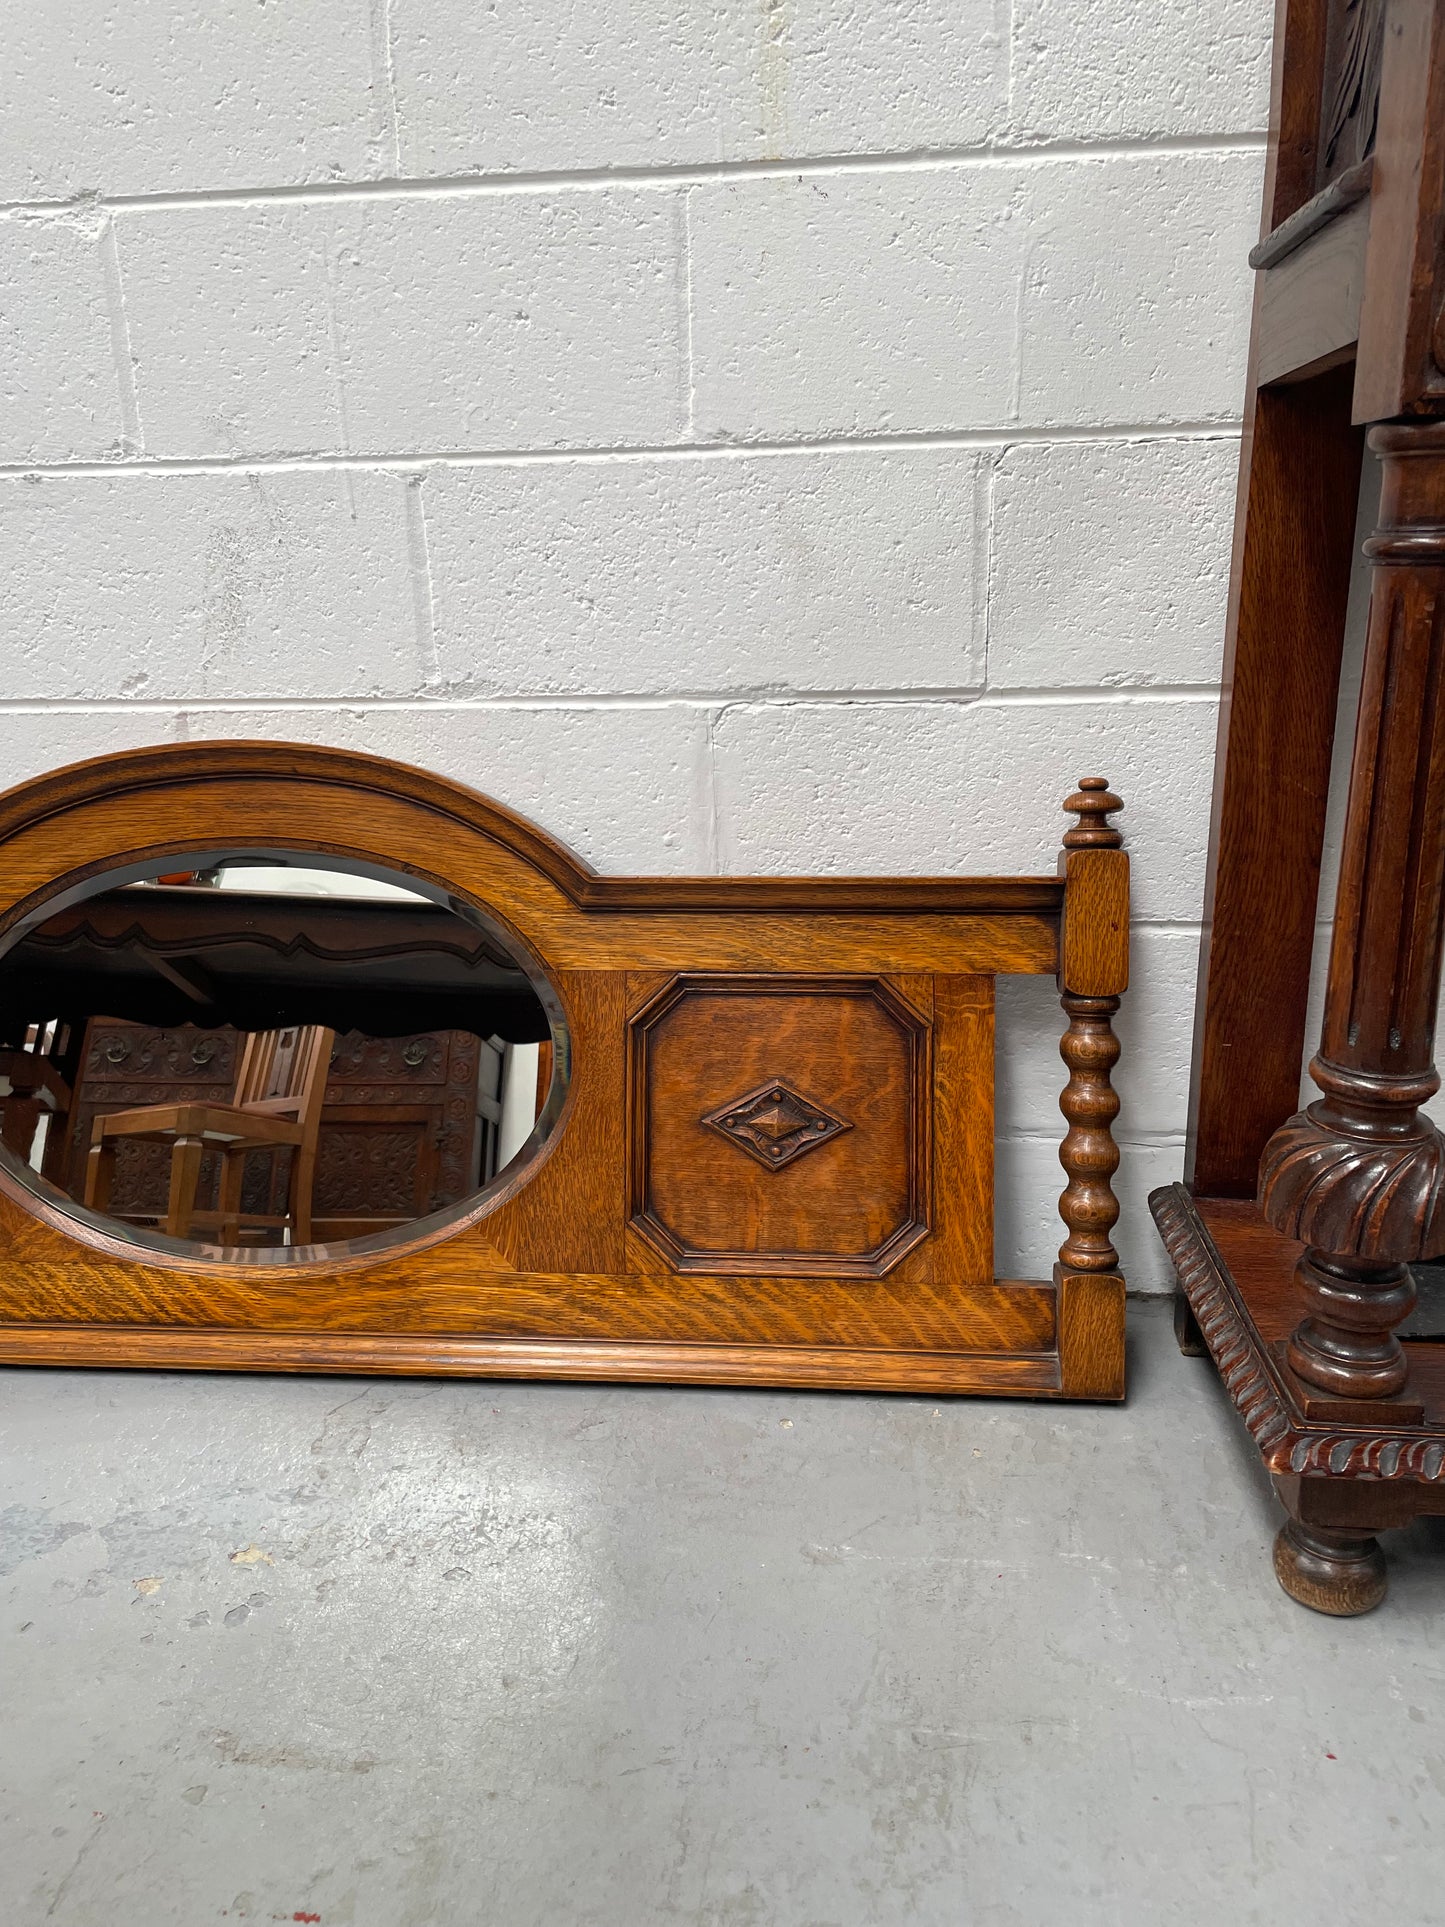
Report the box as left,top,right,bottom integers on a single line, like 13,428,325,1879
0,1024,73,1166
84,1025,334,1243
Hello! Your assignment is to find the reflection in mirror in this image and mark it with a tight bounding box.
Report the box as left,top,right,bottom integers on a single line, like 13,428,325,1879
0,851,565,1260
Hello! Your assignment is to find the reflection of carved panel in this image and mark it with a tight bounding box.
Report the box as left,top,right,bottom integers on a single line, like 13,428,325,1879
329,1033,450,1082
56,1022,238,1213
316,1126,432,1216
1320,0,1386,183
628,976,930,1275
62,1022,481,1228
703,1081,850,1170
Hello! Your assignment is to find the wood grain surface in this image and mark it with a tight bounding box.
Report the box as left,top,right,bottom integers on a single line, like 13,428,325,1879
1353,0,1445,420
1187,365,1364,1196
1055,1266,1127,1401
1255,194,1370,384
0,743,1129,1398
1257,420,1445,1401
1058,849,1129,999
628,975,930,1276
0,1324,1068,1396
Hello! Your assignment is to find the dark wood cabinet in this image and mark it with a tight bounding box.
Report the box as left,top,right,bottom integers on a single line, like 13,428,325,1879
52,1021,487,1240
1154,0,1445,1613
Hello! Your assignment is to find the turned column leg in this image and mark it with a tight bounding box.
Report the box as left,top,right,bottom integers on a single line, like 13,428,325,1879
1,1094,42,1164
218,1147,245,1244
1286,1252,1417,1398
165,1136,205,1240
1055,777,1128,1282
1259,423,1445,1411
1058,993,1122,1272
85,1138,116,1213
290,1145,316,1246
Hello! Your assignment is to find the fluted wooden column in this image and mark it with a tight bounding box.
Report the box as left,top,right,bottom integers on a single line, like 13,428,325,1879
1259,421,1445,1403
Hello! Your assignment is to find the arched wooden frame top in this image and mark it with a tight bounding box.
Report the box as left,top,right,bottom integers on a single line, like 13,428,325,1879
0,741,1128,1400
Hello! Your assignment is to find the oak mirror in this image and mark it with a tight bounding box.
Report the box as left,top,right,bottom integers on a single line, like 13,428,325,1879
0,848,567,1265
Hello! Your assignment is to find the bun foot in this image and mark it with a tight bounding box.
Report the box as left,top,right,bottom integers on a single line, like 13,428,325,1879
1273,1521,1387,1616
1174,1290,1207,1357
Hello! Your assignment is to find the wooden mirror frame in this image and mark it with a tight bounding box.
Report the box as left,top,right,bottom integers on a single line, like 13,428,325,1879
0,741,1129,1399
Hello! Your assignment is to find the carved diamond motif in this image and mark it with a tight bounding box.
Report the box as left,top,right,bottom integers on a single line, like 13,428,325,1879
702,1080,852,1171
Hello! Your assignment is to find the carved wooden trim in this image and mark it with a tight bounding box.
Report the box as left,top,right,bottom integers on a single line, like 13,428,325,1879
1257,420,1445,1397
1352,0,1445,420
626,973,931,1277
701,1080,852,1171
1319,0,1386,182
1150,1184,1295,1454
1150,1183,1445,1481
1060,778,1124,851
1259,1103,1445,1255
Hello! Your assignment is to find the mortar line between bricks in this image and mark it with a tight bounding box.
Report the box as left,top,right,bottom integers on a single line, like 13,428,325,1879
0,422,1243,479
0,688,1222,712
702,705,722,871
998,1130,1187,1148
0,132,1270,216
402,476,441,687
373,0,404,179
97,221,143,456
681,189,697,442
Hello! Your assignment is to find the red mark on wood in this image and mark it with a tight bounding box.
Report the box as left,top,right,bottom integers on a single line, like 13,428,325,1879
293,1914,321,1923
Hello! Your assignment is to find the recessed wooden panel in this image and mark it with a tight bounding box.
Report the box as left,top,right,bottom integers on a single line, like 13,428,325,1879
628,975,930,1275
932,974,996,1292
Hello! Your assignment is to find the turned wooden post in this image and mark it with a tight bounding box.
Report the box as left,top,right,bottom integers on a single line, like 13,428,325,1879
1259,421,1445,1404
1057,779,1128,1275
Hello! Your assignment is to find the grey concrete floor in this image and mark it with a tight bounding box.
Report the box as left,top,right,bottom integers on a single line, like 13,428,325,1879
1,1301,1443,1927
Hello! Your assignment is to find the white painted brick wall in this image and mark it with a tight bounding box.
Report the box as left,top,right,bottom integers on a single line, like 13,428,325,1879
391,0,1014,174
0,216,121,461
0,0,1278,1291
422,451,990,698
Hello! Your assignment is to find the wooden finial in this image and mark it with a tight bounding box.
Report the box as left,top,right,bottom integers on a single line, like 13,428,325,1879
1062,776,1123,850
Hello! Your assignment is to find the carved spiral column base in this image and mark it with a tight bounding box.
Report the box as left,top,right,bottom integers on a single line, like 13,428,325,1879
1259,1095,1441,1401
1272,1521,1387,1617
1151,1185,1445,1618
1255,420,1445,1417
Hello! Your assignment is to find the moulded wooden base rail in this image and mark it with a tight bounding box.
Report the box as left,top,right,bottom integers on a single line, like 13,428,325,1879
0,1269,1124,1399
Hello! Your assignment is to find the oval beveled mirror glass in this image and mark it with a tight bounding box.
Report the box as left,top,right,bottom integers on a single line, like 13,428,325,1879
0,849,566,1263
